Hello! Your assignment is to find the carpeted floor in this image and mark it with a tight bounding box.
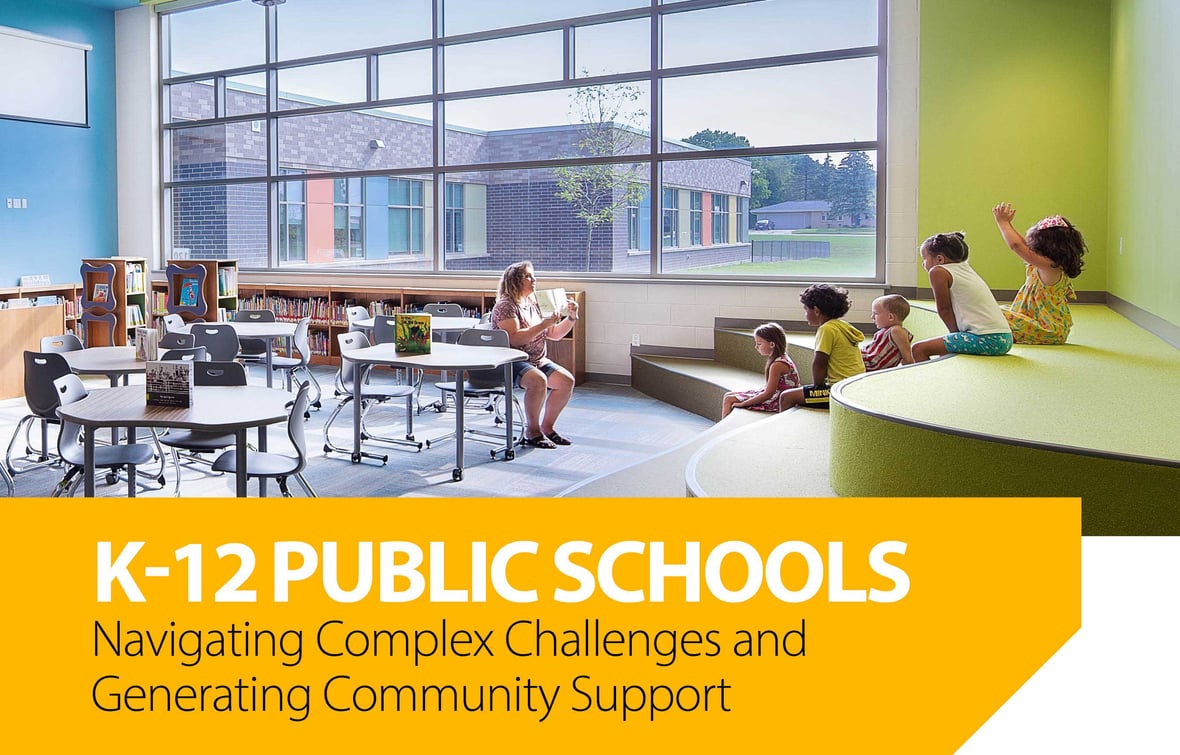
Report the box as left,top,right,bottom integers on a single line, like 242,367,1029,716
0,367,712,499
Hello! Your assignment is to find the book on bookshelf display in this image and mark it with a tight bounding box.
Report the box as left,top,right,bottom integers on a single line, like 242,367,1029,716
535,287,568,319
178,276,200,307
395,313,431,354
91,283,110,303
145,360,194,408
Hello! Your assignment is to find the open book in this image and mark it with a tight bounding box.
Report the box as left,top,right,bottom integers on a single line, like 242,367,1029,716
535,287,567,319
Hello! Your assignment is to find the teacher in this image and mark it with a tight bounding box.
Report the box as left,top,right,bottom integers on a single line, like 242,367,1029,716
490,261,579,449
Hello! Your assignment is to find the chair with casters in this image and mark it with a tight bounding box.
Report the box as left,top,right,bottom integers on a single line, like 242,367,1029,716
269,316,322,410
233,308,277,362
160,313,186,333
190,323,241,362
432,327,526,454
40,334,84,353
159,332,196,351
79,310,119,348
51,374,160,498
5,351,72,476
157,361,248,496
1,458,12,496
323,331,421,463
211,381,317,497
160,346,208,362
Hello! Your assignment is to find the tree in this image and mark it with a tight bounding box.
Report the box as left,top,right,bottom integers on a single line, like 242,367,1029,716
682,129,751,150
554,79,649,271
828,150,876,227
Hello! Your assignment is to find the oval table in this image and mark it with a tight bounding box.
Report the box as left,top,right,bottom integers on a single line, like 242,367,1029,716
57,385,292,497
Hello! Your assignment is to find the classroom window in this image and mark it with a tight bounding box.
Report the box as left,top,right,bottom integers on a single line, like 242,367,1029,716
689,192,703,246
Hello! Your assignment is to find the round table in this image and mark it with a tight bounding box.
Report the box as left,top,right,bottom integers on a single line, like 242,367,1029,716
60,346,142,387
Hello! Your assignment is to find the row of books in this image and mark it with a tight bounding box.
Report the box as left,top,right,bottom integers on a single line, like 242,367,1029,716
217,267,237,297
126,304,146,328
124,262,147,295
238,294,333,322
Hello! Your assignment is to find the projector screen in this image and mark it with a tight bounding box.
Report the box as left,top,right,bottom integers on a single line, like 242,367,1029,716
0,25,92,127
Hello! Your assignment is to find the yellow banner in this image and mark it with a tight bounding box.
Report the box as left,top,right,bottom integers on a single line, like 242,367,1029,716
1,497,1078,752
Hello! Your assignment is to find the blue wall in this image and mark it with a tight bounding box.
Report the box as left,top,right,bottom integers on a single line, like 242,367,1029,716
0,0,119,287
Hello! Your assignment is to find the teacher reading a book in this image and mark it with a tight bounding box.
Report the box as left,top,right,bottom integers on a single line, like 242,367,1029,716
490,261,579,449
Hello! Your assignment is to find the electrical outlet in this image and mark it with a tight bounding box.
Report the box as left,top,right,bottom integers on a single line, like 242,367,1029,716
631,333,641,347
1119,237,1124,256
4,199,11,209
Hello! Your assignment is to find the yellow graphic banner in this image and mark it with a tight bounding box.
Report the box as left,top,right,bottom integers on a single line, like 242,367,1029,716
1,497,1078,752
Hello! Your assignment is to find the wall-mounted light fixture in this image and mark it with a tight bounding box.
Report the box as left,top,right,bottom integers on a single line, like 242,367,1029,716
369,139,386,150
252,0,286,7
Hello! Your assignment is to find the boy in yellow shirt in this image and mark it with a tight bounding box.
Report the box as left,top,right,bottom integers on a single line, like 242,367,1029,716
778,284,865,410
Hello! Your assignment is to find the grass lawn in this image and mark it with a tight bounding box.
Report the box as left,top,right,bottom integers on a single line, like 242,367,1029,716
685,232,878,277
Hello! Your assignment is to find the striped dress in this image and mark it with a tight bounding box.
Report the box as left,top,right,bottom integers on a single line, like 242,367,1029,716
861,326,912,372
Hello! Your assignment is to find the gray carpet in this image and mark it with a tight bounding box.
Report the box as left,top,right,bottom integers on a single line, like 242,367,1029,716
0,365,712,499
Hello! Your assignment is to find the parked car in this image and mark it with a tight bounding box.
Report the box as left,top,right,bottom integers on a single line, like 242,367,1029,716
755,219,775,230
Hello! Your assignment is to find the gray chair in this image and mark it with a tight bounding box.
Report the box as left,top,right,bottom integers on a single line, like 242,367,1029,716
1,457,12,496
159,332,196,350
160,313,186,333
423,302,464,318
5,351,72,476
158,361,248,496
211,381,316,497
234,308,276,362
433,327,525,451
51,373,158,497
160,346,208,362
40,333,84,353
323,331,421,463
345,305,369,331
190,323,240,362
269,316,322,409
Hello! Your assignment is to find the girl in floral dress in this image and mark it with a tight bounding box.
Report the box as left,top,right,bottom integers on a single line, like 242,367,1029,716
721,323,800,418
992,202,1088,344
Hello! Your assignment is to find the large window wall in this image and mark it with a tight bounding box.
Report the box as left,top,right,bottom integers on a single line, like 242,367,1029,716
160,0,882,280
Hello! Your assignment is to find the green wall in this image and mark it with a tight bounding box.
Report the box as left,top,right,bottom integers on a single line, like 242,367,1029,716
1107,0,1180,327
917,0,1111,294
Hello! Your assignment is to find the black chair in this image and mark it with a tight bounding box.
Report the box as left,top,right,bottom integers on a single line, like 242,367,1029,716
5,351,72,476
160,346,208,362
269,316,322,409
158,361,248,496
51,374,159,498
211,381,316,497
234,308,276,362
40,333,84,353
190,323,240,362
323,331,421,463
159,332,196,351
433,328,525,451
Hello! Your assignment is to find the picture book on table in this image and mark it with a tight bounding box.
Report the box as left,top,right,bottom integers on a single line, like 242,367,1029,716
178,276,200,308
145,359,194,408
535,287,568,319
395,313,432,354
91,282,110,303
134,327,159,362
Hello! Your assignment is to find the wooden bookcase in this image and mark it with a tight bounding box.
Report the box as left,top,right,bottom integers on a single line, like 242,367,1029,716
236,281,586,382
0,281,81,335
0,304,66,399
164,259,238,323
80,257,148,346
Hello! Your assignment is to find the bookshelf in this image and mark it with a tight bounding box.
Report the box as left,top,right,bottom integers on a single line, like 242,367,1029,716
80,257,148,346
164,259,238,323
236,281,586,381
0,281,81,335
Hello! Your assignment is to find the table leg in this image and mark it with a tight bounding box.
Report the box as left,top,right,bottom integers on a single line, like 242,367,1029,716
84,430,96,497
258,424,268,497
351,359,362,463
503,362,515,460
453,380,465,481
264,343,275,388
235,429,248,497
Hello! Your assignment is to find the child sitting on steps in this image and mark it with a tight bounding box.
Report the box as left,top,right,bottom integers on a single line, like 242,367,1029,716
992,201,1087,344
861,294,915,371
778,284,865,410
721,322,800,418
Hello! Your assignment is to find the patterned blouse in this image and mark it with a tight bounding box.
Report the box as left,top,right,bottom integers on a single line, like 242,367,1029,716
490,296,547,365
